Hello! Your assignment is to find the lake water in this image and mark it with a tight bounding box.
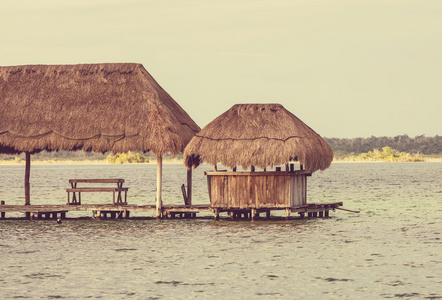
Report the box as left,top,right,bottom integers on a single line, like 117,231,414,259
0,162,441,299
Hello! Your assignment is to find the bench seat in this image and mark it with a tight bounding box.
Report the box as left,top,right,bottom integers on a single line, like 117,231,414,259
66,187,129,205
66,187,128,193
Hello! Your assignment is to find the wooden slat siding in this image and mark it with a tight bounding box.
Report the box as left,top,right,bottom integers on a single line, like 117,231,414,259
247,175,255,208
211,175,219,207
222,175,229,207
207,175,212,203
291,175,300,206
278,175,287,207
255,176,266,208
206,171,310,209
240,175,248,209
291,174,306,207
290,174,295,207
281,175,290,207
236,175,242,209
221,175,228,207
230,175,239,208
303,175,307,205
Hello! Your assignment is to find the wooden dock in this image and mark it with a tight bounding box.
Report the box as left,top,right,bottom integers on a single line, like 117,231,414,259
0,201,343,220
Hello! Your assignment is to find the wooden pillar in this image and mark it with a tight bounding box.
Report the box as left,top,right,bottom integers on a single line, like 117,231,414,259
156,155,163,219
251,208,257,221
25,152,31,205
1,200,5,219
187,169,192,205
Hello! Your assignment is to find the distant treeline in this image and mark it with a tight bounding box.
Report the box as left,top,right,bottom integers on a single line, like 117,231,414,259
1,135,441,162
0,150,181,162
325,135,442,158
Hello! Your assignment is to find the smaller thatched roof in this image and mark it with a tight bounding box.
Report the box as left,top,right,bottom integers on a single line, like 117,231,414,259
184,103,333,172
0,63,200,155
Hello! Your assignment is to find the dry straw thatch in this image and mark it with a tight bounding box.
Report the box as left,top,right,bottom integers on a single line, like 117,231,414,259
0,63,200,155
184,103,333,172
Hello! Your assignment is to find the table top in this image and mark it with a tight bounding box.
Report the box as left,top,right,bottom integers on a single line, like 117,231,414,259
69,179,125,184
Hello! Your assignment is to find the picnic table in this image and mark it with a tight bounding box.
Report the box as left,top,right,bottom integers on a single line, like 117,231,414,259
66,179,128,205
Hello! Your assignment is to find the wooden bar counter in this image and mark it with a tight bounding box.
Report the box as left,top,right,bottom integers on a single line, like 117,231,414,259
205,170,312,209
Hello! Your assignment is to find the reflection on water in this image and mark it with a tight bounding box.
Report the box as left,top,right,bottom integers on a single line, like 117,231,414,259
0,162,441,299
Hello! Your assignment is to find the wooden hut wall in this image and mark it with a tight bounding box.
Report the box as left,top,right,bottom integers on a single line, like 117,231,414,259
206,171,312,209
290,174,307,207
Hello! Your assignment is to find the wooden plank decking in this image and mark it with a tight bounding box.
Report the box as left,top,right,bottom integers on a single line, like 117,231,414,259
0,202,343,220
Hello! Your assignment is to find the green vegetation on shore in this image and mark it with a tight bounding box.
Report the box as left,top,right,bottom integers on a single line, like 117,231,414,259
0,135,440,164
326,135,441,160
344,146,426,162
106,152,149,164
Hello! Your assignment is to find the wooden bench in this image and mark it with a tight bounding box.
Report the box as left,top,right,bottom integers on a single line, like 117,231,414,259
66,179,128,205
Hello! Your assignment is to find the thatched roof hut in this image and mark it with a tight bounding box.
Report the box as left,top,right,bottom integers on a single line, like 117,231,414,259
184,103,333,173
0,63,200,214
0,63,200,155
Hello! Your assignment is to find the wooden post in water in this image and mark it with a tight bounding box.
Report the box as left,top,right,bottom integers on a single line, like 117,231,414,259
187,169,192,205
156,155,163,219
1,200,5,219
251,208,257,220
25,152,31,205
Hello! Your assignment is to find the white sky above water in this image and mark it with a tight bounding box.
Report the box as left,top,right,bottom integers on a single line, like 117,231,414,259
1,0,441,138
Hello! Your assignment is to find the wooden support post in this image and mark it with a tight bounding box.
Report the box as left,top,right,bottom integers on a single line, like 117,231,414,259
285,208,291,220
251,208,256,221
290,164,294,172
1,200,5,219
96,211,101,220
251,166,255,172
187,169,192,205
319,211,324,218
324,210,329,217
214,208,219,221
25,152,31,205
61,212,66,219
156,155,163,219
299,212,305,219
266,210,271,219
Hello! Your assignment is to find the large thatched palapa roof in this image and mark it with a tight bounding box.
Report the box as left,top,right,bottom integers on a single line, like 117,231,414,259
0,63,200,155
184,103,333,172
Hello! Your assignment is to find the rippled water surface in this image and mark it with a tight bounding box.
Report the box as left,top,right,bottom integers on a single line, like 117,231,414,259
1,163,441,299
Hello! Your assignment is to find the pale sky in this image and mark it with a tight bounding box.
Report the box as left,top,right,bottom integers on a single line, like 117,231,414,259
1,0,441,138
